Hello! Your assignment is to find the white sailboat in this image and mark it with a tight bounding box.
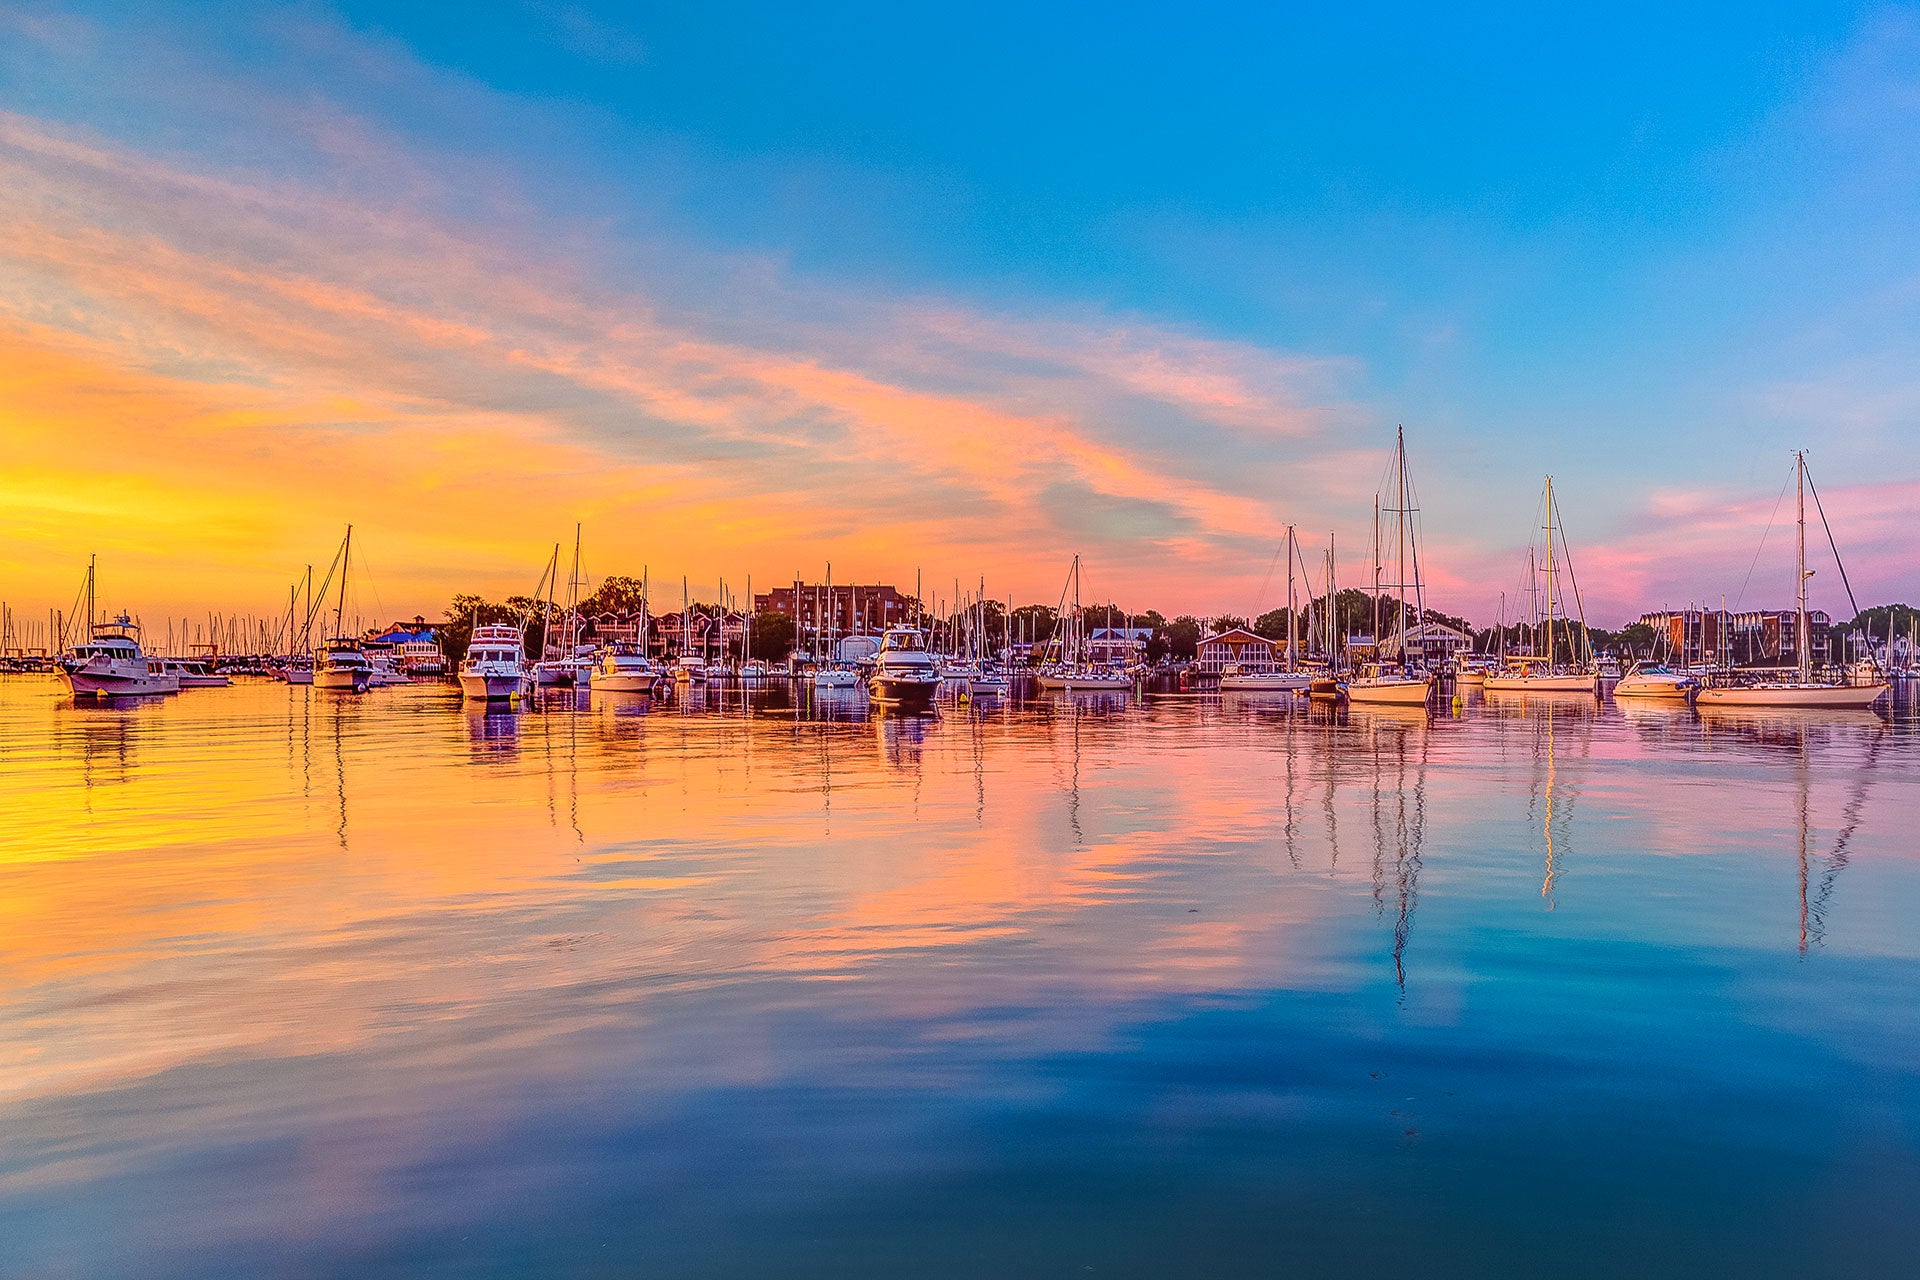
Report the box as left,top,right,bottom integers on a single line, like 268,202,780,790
1034,555,1132,691
1221,526,1312,692
1696,452,1889,710
534,530,595,687
811,564,860,688
1484,479,1600,695
1347,427,1435,706
313,526,372,693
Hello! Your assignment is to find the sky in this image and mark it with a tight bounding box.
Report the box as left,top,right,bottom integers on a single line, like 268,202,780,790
2,0,1918,629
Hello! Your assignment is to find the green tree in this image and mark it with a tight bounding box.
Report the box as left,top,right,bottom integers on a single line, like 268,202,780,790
749,610,795,661
1164,615,1202,661
580,575,649,617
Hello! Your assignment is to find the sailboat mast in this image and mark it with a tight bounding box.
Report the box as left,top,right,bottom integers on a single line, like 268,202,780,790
1543,482,1556,669
1371,495,1381,656
335,525,353,640
1286,525,1297,672
1796,451,1810,683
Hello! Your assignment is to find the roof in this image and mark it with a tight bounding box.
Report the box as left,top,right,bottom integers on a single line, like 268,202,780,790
1198,627,1271,646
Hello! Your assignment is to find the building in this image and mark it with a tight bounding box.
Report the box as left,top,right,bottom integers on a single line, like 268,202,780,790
1638,608,1831,667
1086,626,1151,665
1379,620,1473,661
754,580,911,642
1196,626,1277,676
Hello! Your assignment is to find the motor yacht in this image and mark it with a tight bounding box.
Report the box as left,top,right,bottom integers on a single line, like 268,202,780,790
1613,662,1697,702
594,644,666,694
458,624,533,700
59,616,180,697
157,657,230,688
314,639,374,693
869,626,943,708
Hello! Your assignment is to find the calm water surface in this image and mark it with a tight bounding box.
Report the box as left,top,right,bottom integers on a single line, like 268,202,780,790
3,675,1919,1277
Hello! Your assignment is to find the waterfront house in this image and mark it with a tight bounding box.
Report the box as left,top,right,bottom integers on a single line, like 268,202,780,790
1196,627,1277,676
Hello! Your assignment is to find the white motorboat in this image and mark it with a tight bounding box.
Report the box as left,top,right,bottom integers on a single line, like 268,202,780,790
459,624,534,700
367,652,411,687
674,655,707,683
59,615,180,697
869,626,942,707
157,657,230,688
812,665,860,689
593,644,665,694
1345,662,1433,705
1218,663,1312,692
739,659,774,684
1613,662,1696,702
278,656,314,685
314,639,373,692
535,644,597,687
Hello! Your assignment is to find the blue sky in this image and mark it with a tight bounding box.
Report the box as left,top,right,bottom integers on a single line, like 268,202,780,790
1,1,1915,622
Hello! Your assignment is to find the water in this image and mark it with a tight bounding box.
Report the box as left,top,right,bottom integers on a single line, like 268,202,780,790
3,675,1919,1278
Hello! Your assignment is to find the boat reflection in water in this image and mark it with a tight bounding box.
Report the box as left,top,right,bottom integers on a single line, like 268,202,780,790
2,678,1918,1277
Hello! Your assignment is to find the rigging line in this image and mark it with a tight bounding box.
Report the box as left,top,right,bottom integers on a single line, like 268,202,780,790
1733,465,1793,613
1248,540,1284,622
1802,464,1862,621
1555,506,1590,646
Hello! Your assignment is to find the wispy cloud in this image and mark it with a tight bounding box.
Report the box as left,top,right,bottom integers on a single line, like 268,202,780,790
0,87,1363,615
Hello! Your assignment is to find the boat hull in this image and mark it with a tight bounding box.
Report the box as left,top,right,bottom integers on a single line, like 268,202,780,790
594,674,662,695
64,669,179,697
812,669,860,689
175,673,231,688
313,669,371,693
870,676,941,706
1345,677,1432,705
1219,673,1313,692
1483,673,1599,694
1035,674,1132,692
459,673,530,700
1614,676,1695,701
1695,682,1889,709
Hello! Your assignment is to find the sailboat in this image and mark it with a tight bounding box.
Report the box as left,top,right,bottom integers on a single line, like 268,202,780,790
1347,428,1435,706
313,527,373,693
811,564,860,689
1034,555,1132,691
535,527,596,687
1484,479,1599,695
1696,453,1889,710
1220,525,1313,692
